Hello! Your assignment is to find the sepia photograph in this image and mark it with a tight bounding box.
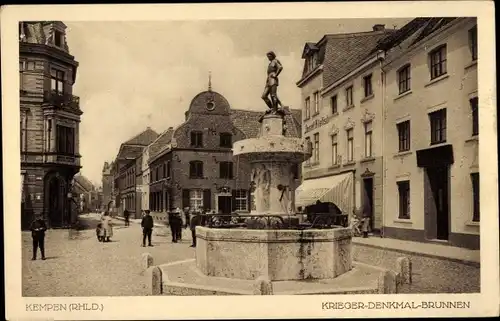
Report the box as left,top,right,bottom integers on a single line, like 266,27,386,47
2,2,498,320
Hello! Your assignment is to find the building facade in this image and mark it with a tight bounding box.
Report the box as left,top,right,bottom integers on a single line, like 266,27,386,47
111,128,159,219
20,21,82,229
382,18,479,249
296,25,394,231
147,86,302,222
140,145,152,212
102,161,113,210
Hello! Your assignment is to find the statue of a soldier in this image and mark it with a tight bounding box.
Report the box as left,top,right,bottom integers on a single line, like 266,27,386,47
262,51,284,113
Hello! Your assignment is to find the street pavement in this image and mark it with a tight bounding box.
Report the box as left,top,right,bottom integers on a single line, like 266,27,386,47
22,213,195,297
22,213,480,296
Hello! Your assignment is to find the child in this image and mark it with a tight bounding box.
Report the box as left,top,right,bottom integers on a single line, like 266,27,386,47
96,223,105,242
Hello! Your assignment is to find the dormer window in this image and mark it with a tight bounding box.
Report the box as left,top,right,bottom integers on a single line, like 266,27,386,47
54,30,63,47
190,131,203,148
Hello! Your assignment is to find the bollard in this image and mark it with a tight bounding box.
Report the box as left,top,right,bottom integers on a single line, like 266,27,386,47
377,270,398,294
253,276,273,295
151,266,163,295
141,253,154,271
396,257,412,284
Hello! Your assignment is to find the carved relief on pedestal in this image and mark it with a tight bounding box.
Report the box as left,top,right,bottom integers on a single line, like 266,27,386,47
251,164,271,212
336,239,352,273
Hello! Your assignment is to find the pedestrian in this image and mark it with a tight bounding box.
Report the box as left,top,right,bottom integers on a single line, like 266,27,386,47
189,209,203,247
96,222,105,242
141,210,154,247
30,214,47,260
124,209,130,227
100,211,113,242
168,209,177,243
176,208,184,242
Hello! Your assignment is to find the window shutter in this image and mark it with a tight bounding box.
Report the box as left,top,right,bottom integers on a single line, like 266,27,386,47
231,190,237,211
189,162,195,177
199,162,204,178
203,189,211,211
182,189,190,209
190,132,195,146
229,162,234,179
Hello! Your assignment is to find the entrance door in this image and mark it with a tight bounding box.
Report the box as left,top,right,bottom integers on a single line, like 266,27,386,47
427,166,449,240
46,175,68,228
362,178,374,230
218,196,232,214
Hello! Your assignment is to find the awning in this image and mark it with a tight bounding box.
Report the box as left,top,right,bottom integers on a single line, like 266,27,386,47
295,172,354,215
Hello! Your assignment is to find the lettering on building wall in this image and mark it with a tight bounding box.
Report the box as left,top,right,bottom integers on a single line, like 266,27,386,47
304,115,334,134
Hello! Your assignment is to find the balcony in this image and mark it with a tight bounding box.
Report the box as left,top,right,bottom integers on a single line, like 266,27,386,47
43,90,80,110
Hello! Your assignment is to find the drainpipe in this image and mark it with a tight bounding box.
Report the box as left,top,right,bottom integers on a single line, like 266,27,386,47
380,56,386,238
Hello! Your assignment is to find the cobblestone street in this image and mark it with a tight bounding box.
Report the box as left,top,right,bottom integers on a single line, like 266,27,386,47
22,214,480,297
22,214,195,296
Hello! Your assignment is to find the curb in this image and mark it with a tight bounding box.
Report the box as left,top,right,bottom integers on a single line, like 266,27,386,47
352,240,480,268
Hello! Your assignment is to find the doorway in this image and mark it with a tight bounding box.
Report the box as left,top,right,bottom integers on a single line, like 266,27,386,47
45,174,68,228
362,177,374,231
426,166,450,240
218,196,232,214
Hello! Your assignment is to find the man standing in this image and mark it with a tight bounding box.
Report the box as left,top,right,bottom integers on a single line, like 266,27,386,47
261,51,284,112
123,209,130,227
30,215,47,260
189,209,204,248
168,209,177,243
141,210,154,247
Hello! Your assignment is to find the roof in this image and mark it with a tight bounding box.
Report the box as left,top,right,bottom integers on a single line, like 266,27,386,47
124,127,159,146
300,29,398,88
149,128,175,159
73,174,94,193
230,108,302,139
118,145,144,160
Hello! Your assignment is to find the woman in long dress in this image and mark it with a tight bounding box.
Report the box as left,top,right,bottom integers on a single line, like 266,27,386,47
100,211,114,242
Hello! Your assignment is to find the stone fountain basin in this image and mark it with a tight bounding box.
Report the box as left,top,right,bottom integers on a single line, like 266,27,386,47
233,136,311,162
195,226,352,281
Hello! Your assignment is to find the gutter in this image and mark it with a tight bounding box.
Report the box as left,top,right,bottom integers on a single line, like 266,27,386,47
321,50,386,96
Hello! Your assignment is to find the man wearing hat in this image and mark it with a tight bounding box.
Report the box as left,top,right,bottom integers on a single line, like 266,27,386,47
141,210,154,247
30,214,47,260
169,208,181,243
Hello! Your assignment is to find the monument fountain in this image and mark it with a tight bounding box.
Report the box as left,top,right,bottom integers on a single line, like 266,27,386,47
149,52,411,295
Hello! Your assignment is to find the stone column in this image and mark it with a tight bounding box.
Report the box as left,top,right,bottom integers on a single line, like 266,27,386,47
50,118,56,153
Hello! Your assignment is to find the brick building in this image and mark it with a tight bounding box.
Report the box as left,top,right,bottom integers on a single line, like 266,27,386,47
147,86,302,222
296,24,396,231
20,21,82,229
111,128,158,219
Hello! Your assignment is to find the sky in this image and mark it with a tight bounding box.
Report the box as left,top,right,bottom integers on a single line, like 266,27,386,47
67,18,411,186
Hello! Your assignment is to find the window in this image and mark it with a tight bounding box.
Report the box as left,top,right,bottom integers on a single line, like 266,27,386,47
190,131,203,147
363,74,373,97
331,95,338,114
313,133,320,163
56,125,75,155
397,120,411,152
234,190,248,211
429,45,447,79
27,61,35,71
470,97,479,136
397,180,410,219
190,189,204,210
469,25,478,61
346,86,353,107
429,109,447,144
54,30,63,47
364,121,373,158
331,134,338,165
305,137,311,165
305,97,311,119
220,133,232,148
398,65,411,94
166,161,171,178
313,91,320,115
50,69,64,93
471,173,479,222
219,161,234,179
189,161,203,178
346,129,354,162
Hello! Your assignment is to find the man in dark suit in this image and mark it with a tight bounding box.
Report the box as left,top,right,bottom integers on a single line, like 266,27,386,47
141,210,154,247
30,215,47,260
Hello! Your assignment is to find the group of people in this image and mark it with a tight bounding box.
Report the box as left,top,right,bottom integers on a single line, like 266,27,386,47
96,211,114,242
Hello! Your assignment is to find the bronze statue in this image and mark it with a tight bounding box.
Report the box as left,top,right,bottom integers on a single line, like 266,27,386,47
262,51,284,113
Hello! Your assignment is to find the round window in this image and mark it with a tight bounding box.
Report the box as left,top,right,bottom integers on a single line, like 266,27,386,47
206,101,215,111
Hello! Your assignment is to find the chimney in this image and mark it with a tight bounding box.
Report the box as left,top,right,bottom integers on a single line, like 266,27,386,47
373,24,385,32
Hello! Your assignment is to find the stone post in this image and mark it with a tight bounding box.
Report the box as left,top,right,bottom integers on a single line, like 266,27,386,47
151,266,163,295
377,270,398,294
396,257,412,284
141,253,154,271
253,276,273,295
